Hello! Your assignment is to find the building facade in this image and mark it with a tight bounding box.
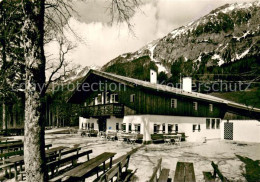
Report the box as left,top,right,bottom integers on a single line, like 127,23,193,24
69,69,260,142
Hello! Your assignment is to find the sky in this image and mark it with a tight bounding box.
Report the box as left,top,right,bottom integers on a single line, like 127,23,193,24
45,0,255,68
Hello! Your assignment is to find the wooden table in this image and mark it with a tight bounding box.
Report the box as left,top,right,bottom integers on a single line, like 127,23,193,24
46,146,67,155
63,152,116,180
0,138,14,141
5,146,68,164
4,146,68,180
163,135,182,145
0,142,23,153
45,143,52,150
46,146,68,160
0,140,23,144
174,162,196,182
121,134,136,143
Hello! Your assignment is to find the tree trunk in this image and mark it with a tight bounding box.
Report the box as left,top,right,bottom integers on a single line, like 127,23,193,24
22,1,46,181
13,104,17,128
48,103,51,126
52,108,55,128
56,106,59,127
2,102,6,130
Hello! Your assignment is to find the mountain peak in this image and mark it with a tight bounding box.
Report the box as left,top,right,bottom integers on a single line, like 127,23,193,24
102,1,260,80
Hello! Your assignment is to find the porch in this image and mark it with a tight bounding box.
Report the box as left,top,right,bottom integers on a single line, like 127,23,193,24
81,103,124,118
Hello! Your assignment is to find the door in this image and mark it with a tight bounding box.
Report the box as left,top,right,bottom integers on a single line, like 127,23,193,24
98,117,107,132
224,122,233,140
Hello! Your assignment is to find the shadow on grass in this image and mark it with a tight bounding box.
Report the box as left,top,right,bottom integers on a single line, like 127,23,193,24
236,154,260,182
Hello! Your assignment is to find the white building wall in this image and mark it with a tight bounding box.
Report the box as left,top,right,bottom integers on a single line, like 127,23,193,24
222,120,260,143
182,77,192,92
89,117,99,130
106,117,123,132
183,123,221,142
150,70,157,84
79,117,87,130
79,117,98,130
123,115,221,142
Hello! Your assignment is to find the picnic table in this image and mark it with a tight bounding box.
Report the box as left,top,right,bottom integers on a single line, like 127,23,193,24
163,134,182,145
5,146,68,164
0,140,23,144
46,146,67,155
45,144,52,150
0,138,14,141
174,162,196,182
0,142,23,153
2,146,68,180
50,152,116,181
106,132,117,141
120,134,137,144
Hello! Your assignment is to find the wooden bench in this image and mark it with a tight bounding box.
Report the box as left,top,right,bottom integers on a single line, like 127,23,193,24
1,146,76,180
0,142,23,154
98,151,132,181
174,162,195,182
106,132,117,141
46,146,81,163
47,149,93,178
0,150,24,164
0,138,14,141
45,144,53,150
203,161,229,182
19,147,82,181
49,152,116,182
45,146,68,161
0,139,22,144
149,158,170,182
95,145,144,182
0,162,15,178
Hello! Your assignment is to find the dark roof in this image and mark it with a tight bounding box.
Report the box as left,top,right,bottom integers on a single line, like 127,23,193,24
68,69,260,114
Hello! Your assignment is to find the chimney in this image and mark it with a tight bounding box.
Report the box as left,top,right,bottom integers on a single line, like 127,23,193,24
182,77,192,92
150,69,157,84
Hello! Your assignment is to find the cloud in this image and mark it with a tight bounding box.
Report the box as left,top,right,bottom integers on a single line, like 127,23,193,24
46,0,256,67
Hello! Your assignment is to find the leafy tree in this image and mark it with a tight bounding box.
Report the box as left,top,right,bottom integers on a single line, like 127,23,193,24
157,72,168,84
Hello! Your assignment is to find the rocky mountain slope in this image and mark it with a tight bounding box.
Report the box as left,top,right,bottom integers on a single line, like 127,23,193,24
62,65,101,83
102,1,260,81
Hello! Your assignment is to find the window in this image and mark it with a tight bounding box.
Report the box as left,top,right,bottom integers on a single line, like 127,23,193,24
171,99,177,108
211,119,215,129
192,124,197,132
122,124,126,132
154,124,159,134
110,94,118,103
129,123,132,132
95,94,102,105
105,92,110,104
193,102,198,111
206,119,210,129
116,123,119,131
193,124,201,132
91,123,94,129
134,124,141,133
130,94,135,102
168,124,173,133
216,119,220,129
162,124,165,133
209,104,213,112
175,124,179,133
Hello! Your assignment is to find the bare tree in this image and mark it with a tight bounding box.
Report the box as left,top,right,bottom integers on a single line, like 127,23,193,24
109,0,141,33
45,36,77,93
7,0,141,181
